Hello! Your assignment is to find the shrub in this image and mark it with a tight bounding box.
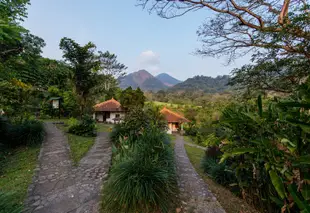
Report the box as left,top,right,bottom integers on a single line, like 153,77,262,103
109,123,128,144
103,128,177,213
0,117,45,148
68,117,79,128
68,115,96,137
111,106,167,147
204,145,222,158
218,96,310,212
201,155,236,186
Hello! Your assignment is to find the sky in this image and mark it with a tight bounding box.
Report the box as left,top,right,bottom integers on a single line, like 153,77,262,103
23,0,251,81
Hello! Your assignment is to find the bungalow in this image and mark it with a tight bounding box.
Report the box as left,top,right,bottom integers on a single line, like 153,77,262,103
93,98,126,123
160,107,190,134
93,98,190,133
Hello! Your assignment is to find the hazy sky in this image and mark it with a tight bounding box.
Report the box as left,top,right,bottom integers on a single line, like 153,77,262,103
23,0,251,81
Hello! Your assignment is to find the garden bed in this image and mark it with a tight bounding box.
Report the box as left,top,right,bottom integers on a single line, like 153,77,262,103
184,144,259,213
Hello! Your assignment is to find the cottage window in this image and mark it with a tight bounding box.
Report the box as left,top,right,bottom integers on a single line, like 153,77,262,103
115,114,120,118
106,112,110,118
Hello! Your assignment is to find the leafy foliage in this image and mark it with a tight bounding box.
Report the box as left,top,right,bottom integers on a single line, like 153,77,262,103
59,38,127,116
119,87,146,110
217,94,310,212
110,105,167,146
68,115,96,137
230,57,310,96
0,117,45,148
139,1,310,61
201,156,236,187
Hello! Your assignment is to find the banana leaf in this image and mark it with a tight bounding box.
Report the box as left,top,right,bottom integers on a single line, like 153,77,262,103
269,170,286,199
277,102,310,109
288,184,310,212
293,155,310,166
301,184,310,201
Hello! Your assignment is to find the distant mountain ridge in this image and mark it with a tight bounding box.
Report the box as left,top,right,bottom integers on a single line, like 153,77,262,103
118,70,168,91
169,75,230,93
156,73,182,87
119,71,230,93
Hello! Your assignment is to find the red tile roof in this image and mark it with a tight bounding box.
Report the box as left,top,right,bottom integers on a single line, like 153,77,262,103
160,107,190,123
94,98,124,112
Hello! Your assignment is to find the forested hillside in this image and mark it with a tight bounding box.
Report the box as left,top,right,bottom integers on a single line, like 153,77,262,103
169,75,230,93
156,73,182,87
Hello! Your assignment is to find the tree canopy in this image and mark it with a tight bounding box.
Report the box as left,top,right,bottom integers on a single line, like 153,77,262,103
138,0,310,62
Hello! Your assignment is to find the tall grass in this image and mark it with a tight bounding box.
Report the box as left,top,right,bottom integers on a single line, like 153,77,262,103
102,128,177,213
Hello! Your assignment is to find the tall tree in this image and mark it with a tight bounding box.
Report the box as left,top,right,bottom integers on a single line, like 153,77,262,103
99,51,127,79
59,37,100,115
90,51,127,101
0,0,30,62
120,87,146,110
229,56,310,94
138,0,310,61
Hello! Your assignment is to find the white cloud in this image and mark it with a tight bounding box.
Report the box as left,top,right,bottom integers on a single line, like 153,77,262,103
136,50,160,74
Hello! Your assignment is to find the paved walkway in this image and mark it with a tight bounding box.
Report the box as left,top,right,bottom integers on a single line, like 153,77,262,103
25,123,112,213
174,135,225,213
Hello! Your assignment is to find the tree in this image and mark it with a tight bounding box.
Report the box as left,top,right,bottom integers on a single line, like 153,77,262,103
138,0,310,61
91,51,127,101
120,87,146,110
59,38,127,116
37,58,71,90
229,56,310,95
0,0,30,62
99,51,127,79
59,37,101,115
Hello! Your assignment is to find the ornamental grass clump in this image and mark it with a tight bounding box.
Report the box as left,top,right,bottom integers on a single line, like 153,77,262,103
102,127,177,213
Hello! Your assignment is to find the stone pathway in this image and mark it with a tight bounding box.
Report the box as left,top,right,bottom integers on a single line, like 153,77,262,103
174,135,225,213
25,123,112,213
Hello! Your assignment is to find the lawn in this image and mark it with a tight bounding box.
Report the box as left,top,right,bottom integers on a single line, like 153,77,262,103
97,123,114,133
184,144,259,213
56,124,95,165
0,145,41,208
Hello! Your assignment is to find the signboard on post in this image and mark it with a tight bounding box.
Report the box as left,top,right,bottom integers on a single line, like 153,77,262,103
52,99,59,109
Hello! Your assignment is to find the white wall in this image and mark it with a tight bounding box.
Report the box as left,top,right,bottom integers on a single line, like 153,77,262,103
106,112,125,123
94,112,126,123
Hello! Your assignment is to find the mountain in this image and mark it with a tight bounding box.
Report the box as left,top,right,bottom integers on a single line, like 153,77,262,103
156,73,182,87
169,75,230,93
118,70,167,91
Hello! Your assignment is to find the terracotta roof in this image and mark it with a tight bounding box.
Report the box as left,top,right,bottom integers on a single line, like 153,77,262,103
160,107,190,123
94,98,124,112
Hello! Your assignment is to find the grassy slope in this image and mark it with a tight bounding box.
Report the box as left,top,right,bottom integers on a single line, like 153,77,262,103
184,144,259,213
0,145,40,207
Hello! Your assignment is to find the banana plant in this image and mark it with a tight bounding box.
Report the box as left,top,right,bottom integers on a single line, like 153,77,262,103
219,95,310,212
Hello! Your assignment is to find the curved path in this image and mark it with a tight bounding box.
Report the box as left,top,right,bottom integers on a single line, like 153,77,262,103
174,135,225,213
25,123,111,213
